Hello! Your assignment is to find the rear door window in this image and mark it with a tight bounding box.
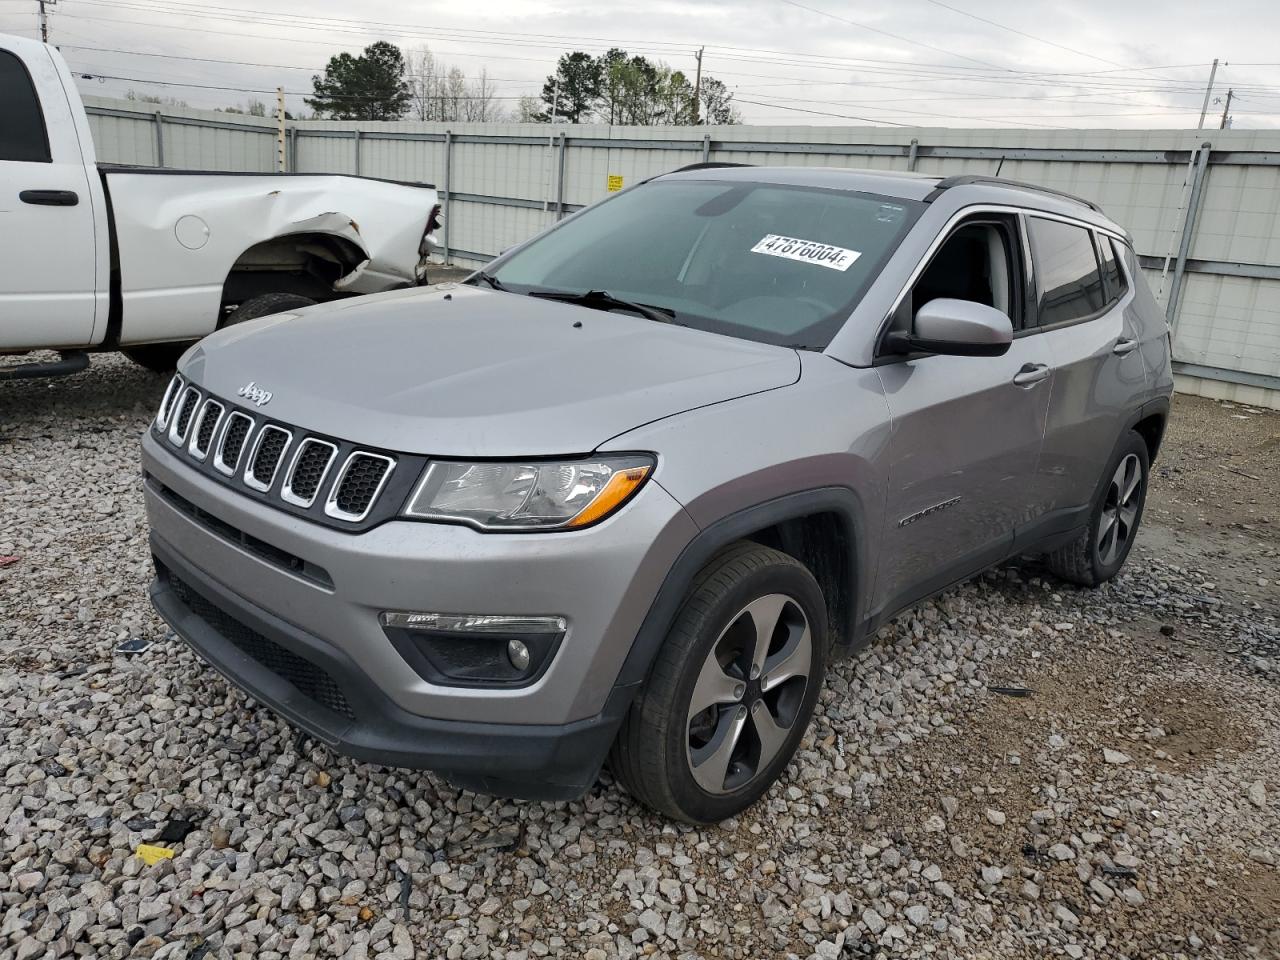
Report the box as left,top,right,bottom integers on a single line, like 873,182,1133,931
0,48,52,163
1027,217,1105,326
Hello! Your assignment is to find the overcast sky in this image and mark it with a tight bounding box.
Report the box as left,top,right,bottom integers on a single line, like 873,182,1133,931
4,0,1280,129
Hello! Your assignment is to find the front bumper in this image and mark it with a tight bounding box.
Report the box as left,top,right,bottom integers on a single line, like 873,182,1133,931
141,428,697,799
150,537,623,799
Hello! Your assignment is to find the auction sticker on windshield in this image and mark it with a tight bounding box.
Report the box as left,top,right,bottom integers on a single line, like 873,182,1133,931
750,234,862,272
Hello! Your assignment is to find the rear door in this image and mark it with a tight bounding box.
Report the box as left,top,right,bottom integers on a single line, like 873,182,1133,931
0,39,101,349
872,210,1053,620
1024,216,1145,540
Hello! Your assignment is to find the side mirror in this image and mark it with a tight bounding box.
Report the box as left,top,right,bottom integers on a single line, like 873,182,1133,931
886,298,1013,357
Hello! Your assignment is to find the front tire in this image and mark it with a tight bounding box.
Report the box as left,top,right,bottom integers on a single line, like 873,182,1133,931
610,543,827,823
123,342,190,373
1045,430,1150,587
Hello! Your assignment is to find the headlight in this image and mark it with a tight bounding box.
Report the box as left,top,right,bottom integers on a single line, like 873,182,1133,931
402,455,654,531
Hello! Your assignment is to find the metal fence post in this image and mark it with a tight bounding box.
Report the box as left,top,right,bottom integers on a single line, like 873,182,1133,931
289,127,298,173
154,111,165,168
353,129,362,176
907,138,919,172
1166,141,1212,331
555,132,567,220
702,133,711,163
442,130,452,264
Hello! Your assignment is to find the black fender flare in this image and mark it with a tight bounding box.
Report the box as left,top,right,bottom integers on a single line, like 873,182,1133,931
611,485,870,695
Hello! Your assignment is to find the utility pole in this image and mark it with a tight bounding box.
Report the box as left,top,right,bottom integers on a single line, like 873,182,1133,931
543,77,559,214
1197,58,1220,129
38,0,53,43
693,46,704,125
1219,88,1234,129
276,87,286,172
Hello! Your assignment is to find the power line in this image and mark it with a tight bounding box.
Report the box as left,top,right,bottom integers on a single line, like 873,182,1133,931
776,0,1010,71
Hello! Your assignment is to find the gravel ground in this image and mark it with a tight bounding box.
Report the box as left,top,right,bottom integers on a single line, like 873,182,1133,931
2,355,1277,960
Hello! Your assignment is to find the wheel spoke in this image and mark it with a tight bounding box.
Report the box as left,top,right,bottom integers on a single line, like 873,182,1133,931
1120,456,1142,504
1119,501,1139,536
1099,514,1118,564
689,655,742,718
1098,508,1117,541
689,705,748,793
744,594,790,677
762,623,812,693
750,700,791,768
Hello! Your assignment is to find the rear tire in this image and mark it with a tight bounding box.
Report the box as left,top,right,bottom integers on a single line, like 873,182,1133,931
610,542,827,824
224,292,316,327
1045,430,1149,587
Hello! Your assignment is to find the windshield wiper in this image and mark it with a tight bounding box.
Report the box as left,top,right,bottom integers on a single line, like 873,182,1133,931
528,288,675,324
471,270,506,291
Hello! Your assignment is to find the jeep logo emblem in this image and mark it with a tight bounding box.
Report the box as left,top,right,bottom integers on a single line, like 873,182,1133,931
237,381,273,406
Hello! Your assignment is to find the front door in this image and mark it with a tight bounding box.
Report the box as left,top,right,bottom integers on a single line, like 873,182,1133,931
870,212,1052,621
0,42,99,349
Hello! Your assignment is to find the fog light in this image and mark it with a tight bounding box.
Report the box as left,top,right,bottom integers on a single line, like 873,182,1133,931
507,639,531,671
379,610,566,688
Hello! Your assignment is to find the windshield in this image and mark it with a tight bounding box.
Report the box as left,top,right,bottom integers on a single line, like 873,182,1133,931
475,179,924,350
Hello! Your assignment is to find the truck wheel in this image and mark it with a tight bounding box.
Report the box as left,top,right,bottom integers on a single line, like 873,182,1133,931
123,343,190,373
224,292,316,327
1045,430,1150,587
610,542,827,823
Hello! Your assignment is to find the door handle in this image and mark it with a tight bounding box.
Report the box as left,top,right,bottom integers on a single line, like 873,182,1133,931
19,189,79,206
1012,363,1050,387
1113,337,1138,356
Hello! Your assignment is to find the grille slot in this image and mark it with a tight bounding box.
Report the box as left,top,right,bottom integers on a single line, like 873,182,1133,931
281,439,337,508
167,571,354,720
325,452,395,522
167,387,201,446
214,412,253,476
188,399,225,461
245,425,292,492
155,375,184,431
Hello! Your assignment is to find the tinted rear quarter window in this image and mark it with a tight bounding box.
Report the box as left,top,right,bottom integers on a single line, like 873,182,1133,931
0,48,52,163
1099,235,1127,302
1028,217,1105,326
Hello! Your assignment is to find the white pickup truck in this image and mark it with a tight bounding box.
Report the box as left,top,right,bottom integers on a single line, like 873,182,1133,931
0,33,441,380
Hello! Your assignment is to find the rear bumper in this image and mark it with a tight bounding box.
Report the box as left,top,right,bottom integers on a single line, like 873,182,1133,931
150,533,627,800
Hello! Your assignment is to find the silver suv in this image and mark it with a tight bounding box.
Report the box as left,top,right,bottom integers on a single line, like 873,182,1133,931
142,166,1173,823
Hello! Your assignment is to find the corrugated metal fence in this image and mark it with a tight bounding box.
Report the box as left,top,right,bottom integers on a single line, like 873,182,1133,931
83,95,1280,406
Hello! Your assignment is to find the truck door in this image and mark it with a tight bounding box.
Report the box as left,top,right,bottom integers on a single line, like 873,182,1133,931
0,40,101,349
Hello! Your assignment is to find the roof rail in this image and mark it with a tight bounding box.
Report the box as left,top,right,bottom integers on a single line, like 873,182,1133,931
670,161,755,173
924,174,1102,213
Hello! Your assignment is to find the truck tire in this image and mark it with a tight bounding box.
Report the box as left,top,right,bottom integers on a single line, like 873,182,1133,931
610,542,827,823
123,343,190,373
1045,430,1150,587
224,292,316,327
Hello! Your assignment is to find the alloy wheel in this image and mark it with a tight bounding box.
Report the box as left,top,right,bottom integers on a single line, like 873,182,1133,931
1098,453,1143,565
685,593,813,794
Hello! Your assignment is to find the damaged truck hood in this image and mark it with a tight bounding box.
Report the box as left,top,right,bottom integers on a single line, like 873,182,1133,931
181,284,801,457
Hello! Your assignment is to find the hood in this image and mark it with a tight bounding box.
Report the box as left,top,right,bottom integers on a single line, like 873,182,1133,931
182,284,800,457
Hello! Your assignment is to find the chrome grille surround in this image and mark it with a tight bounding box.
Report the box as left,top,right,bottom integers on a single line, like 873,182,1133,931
187,399,225,461
281,439,339,508
167,386,201,447
155,375,185,431
155,385,403,528
244,425,293,492
324,452,396,523
214,411,254,477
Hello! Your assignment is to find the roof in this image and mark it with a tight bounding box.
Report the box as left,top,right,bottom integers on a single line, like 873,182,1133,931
658,163,1121,232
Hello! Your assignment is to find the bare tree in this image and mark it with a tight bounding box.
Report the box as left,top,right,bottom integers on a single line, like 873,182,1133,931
515,95,544,122
462,69,500,121
409,46,441,121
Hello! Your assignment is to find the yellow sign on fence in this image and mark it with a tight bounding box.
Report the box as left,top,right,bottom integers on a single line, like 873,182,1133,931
607,174,624,192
